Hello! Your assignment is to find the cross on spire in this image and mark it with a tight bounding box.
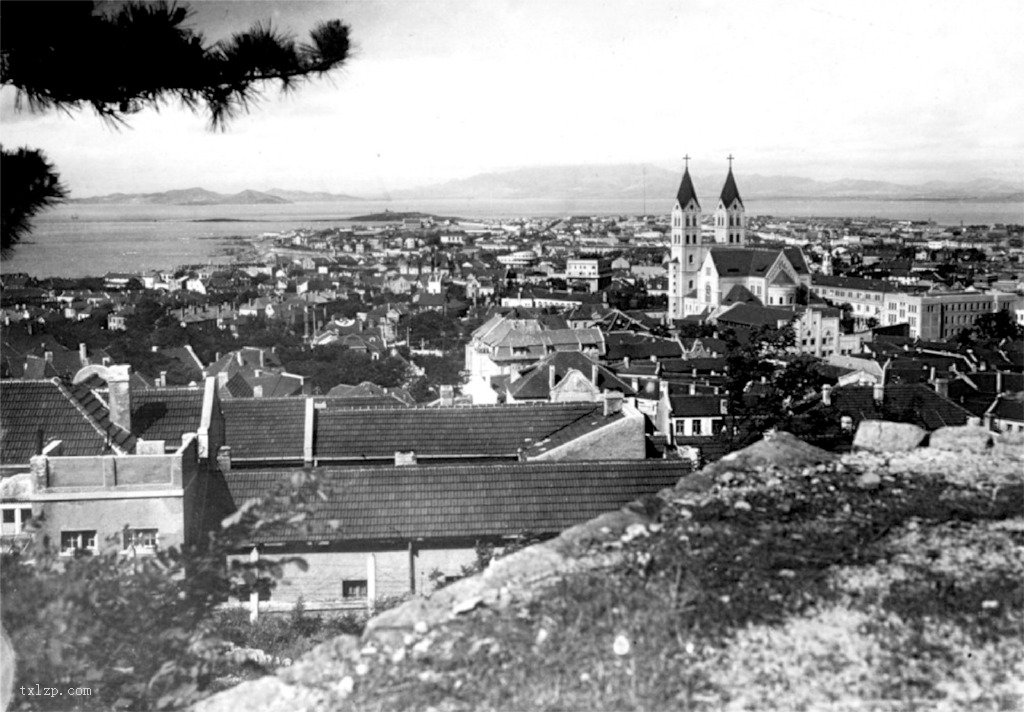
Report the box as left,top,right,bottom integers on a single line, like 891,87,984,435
727,154,734,169
683,154,690,169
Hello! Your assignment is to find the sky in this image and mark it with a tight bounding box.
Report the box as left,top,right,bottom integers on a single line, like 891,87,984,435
2,0,1022,197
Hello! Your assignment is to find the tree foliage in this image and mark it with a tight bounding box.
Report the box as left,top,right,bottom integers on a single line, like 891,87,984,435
0,147,67,254
1,471,325,710
0,0,351,250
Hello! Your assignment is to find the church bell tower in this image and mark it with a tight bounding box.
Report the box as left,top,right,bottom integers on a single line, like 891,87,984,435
668,155,703,320
714,155,746,245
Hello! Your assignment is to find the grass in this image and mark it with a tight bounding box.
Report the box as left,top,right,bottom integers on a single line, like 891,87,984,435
325,454,1023,711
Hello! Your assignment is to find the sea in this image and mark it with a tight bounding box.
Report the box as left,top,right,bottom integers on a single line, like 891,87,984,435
2,198,1021,279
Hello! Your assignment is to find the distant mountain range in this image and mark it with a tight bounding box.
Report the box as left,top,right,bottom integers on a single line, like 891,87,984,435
393,165,1023,203
72,167,1022,205
71,187,363,205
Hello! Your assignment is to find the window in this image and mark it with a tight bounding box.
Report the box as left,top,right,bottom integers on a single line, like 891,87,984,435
123,528,158,552
343,579,368,599
1,506,32,536
60,530,97,556
692,419,703,435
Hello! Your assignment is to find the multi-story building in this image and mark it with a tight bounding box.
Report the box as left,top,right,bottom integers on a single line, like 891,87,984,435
565,257,612,293
812,275,1023,340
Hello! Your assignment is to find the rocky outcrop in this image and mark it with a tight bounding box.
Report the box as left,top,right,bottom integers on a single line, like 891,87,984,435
852,419,926,452
193,424,1021,712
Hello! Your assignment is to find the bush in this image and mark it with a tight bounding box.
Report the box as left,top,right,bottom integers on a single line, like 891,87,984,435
1,472,326,710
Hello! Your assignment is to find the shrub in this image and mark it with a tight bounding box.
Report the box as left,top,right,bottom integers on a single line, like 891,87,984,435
1,472,325,710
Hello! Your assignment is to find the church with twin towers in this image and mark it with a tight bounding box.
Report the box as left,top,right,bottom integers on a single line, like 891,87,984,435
666,156,812,321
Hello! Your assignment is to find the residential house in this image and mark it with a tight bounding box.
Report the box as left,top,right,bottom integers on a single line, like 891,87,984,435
223,459,686,607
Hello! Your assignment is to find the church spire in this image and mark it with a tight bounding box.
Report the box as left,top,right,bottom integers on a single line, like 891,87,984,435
720,154,743,207
675,155,700,208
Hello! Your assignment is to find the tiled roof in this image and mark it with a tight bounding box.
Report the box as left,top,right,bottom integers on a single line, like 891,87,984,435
721,284,762,306
809,384,972,431
676,167,700,208
1,379,135,463
222,398,307,461
709,248,778,277
221,400,616,463
604,333,683,360
223,460,687,542
507,352,634,400
719,167,743,207
315,403,607,461
783,247,810,275
811,275,895,292
132,387,205,442
661,358,729,374
716,303,798,328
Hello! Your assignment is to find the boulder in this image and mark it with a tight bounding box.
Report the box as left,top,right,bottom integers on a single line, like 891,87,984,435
853,420,926,453
929,425,993,453
698,431,836,478
993,430,1024,461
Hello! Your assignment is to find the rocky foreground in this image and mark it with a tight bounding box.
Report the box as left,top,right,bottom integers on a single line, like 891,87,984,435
196,424,1023,712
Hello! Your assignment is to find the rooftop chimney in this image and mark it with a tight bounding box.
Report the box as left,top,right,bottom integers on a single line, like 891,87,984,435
549,365,557,390
603,391,624,417
872,382,885,405
253,385,263,398
996,371,1004,393
395,451,417,466
106,364,132,433
439,385,455,407
44,351,53,364
591,363,599,386
822,384,833,406
78,343,88,365
934,378,949,399
158,371,167,388
719,397,729,415
623,355,631,369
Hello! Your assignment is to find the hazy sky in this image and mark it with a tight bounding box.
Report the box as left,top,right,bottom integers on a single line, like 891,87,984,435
2,0,1022,196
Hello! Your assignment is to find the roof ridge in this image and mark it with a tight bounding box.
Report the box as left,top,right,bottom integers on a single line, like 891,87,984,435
54,379,134,455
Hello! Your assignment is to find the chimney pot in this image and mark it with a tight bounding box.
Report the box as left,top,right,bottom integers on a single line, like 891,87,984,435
822,384,833,406
872,382,884,404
